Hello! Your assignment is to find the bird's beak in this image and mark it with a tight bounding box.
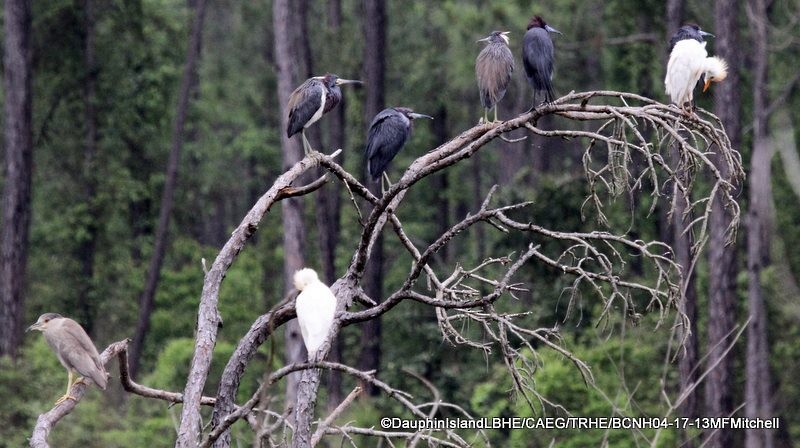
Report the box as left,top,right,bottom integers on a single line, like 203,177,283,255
699,30,715,38
335,78,362,86
409,113,433,120
703,78,712,92
26,322,41,332
544,25,563,35
477,37,490,43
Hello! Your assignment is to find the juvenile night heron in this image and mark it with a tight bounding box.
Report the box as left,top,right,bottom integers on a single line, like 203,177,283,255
665,38,728,112
365,107,432,193
27,313,108,405
294,268,337,358
286,74,361,155
522,15,562,110
476,30,514,123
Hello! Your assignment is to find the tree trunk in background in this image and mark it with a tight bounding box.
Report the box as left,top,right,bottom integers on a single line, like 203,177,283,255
322,0,345,410
0,0,33,359
274,0,309,419
705,2,740,447
129,0,207,379
745,0,774,446
666,0,699,436
358,0,386,397
76,0,99,336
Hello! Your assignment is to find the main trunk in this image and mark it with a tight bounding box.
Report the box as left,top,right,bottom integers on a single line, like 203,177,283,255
0,0,33,359
705,1,741,446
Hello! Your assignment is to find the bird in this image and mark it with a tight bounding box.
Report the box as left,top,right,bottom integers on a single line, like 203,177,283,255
364,107,433,193
294,268,337,359
522,15,562,111
665,39,728,112
476,30,515,123
286,74,362,155
668,23,714,53
26,313,108,405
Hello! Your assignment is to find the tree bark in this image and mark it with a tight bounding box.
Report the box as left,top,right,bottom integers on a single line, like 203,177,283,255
745,0,774,446
130,0,207,379
358,0,386,397
0,0,33,359
321,0,345,410
76,0,99,335
273,0,310,424
666,0,699,436
705,2,741,446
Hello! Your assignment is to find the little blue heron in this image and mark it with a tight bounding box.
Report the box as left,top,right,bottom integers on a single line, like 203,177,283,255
365,107,432,193
522,15,562,111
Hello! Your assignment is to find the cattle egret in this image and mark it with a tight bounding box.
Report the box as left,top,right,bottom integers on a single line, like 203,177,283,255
294,268,337,358
665,39,728,112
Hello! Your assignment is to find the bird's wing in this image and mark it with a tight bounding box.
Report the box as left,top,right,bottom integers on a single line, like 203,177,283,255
365,111,411,179
62,320,108,389
476,44,515,109
295,290,315,353
522,29,556,101
287,79,323,137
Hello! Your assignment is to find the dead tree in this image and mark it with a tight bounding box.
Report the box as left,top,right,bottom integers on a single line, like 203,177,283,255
29,92,742,448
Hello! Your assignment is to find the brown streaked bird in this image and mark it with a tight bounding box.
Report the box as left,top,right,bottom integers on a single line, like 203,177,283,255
27,313,108,405
476,30,514,123
286,74,362,155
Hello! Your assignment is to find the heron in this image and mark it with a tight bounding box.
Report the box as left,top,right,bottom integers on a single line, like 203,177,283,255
522,15,562,111
665,39,728,112
668,23,714,53
27,313,108,405
294,268,337,358
365,107,433,193
286,74,361,155
476,30,514,123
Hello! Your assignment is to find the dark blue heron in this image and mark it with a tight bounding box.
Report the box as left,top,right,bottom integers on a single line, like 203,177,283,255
668,23,714,53
522,15,562,111
476,31,514,123
287,74,361,154
365,107,432,192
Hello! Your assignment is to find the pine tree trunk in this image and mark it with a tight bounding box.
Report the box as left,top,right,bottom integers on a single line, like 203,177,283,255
273,0,309,422
130,0,207,379
0,0,33,359
745,0,774,446
705,1,741,446
358,0,386,396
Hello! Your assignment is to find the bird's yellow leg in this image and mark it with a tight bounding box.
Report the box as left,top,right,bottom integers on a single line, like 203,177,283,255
54,371,78,405
493,106,499,123
381,172,394,195
482,109,488,124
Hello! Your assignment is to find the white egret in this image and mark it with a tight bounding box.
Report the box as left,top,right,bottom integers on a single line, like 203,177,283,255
293,268,337,358
665,39,728,112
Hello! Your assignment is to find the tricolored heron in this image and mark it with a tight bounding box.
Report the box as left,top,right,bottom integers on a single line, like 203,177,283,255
522,15,562,111
365,107,432,193
27,313,108,405
665,39,727,112
476,30,514,123
294,268,336,359
286,74,361,155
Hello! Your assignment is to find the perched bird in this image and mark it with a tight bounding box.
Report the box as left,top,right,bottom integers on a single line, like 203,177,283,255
668,23,714,53
365,107,433,193
286,74,361,155
476,30,515,123
665,39,728,112
522,15,562,110
294,268,337,358
27,313,108,405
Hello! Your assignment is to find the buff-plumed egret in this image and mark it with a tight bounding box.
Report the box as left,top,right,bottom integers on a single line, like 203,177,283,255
294,268,337,358
665,39,728,112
